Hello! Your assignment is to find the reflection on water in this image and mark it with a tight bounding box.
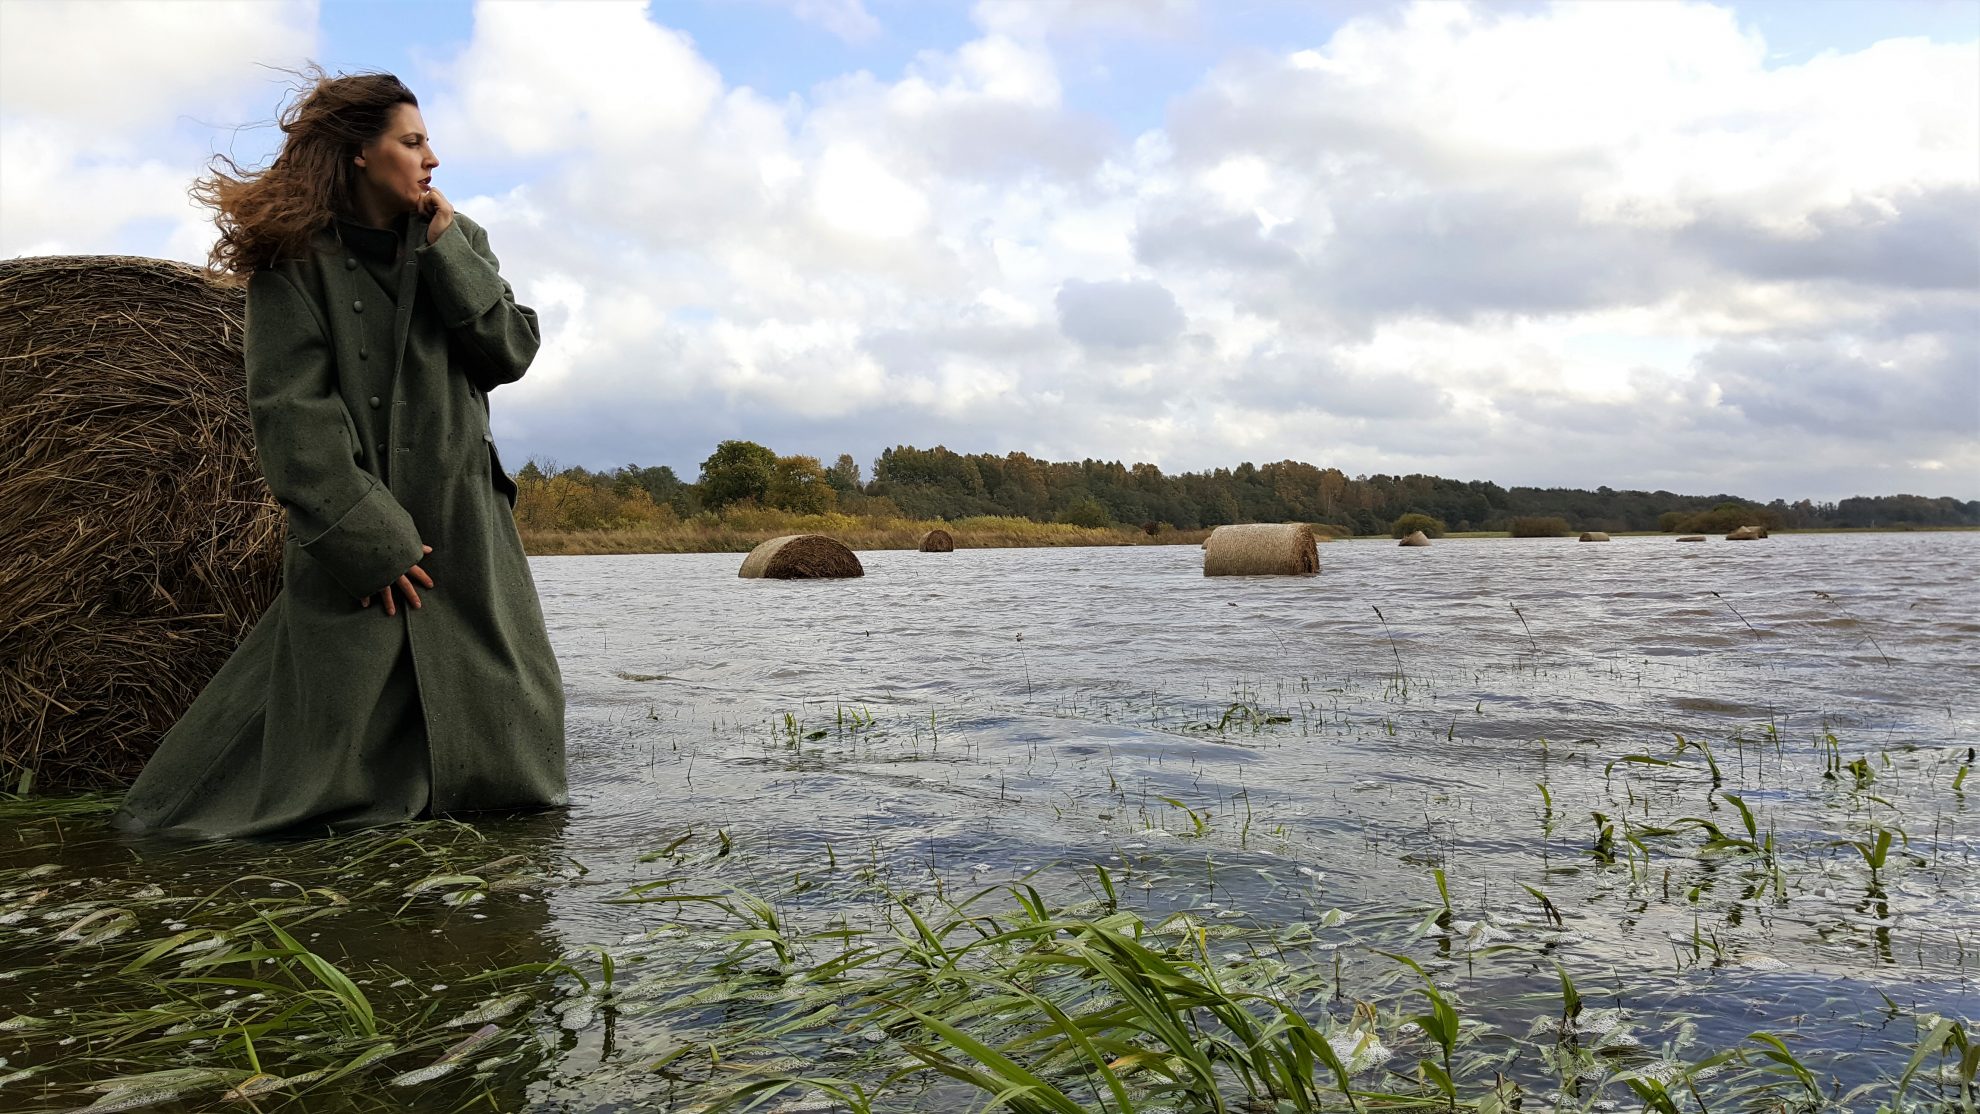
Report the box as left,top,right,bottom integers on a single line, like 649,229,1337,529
4,532,1977,1108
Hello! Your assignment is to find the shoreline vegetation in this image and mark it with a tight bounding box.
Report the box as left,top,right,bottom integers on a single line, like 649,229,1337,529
519,508,1974,557
512,439,1979,556
522,512,1214,556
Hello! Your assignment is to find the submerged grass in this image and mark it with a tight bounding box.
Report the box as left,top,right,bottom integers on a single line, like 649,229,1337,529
0,819,578,1111
3,795,1973,1112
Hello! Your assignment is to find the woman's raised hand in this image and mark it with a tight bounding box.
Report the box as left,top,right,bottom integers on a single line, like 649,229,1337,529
421,188,455,244
361,545,435,616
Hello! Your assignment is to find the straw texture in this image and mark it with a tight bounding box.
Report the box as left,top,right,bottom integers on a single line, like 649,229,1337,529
738,534,864,579
1,256,282,789
1579,531,1611,542
1202,523,1319,576
918,529,954,553
1398,530,1431,547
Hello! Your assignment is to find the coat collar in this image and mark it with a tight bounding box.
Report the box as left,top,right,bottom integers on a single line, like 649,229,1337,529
333,212,432,260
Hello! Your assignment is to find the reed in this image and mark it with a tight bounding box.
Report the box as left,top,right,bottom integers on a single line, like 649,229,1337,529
523,511,1210,555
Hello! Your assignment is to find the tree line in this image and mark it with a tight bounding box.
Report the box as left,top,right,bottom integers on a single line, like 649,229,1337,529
511,441,1980,535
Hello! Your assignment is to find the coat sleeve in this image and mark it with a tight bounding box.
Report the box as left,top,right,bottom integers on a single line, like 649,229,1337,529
247,270,425,599
415,213,541,391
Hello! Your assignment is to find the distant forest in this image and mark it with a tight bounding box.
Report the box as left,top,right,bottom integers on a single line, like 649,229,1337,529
517,441,1980,535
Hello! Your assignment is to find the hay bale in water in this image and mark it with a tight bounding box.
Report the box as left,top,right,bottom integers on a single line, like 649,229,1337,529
1398,530,1431,547
739,535,864,579
1676,535,1707,543
1579,531,1611,542
918,528,954,553
1,256,281,789
1727,525,1763,541
1202,523,1318,576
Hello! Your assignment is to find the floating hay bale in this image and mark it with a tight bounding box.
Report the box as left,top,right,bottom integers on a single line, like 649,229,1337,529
1727,525,1764,541
1,255,281,789
1579,531,1611,542
1202,523,1318,576
1398,530,1431,547
918,528,954,553
1677,535,1707,543
738,534,864,579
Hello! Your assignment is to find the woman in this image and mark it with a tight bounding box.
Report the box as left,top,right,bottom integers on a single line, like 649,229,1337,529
113,71,566,838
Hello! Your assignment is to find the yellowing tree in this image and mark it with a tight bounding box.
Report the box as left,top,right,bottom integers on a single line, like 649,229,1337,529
767,455,837,515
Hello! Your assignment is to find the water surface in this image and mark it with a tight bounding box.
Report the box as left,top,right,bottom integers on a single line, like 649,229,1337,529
5,532,1976,1110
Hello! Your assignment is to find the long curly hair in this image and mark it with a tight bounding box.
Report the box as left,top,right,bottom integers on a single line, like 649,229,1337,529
193,68,418,277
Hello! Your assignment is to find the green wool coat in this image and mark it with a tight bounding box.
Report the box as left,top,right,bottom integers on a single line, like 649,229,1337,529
113,212,566,838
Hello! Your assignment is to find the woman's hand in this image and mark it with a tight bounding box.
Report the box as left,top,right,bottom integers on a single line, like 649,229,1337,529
421,187,455,244
360,545,434,616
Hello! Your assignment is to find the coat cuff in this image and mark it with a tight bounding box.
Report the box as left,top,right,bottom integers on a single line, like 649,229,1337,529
416,221,506,328
298,479,425,598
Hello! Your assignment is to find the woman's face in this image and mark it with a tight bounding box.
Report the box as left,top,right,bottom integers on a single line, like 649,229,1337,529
355,102,438,217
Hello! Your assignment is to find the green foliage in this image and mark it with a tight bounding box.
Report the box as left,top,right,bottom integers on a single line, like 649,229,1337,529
1391,512,1446,538
824,452,862,493
614,463,687,510
1660,500,1783,534
519,441,1979,536
766,455,837,515
1054,496,1112,528
1508,515,1571,538
697,440,777,510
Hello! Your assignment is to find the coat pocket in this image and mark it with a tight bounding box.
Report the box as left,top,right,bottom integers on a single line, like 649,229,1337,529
485,436,518,509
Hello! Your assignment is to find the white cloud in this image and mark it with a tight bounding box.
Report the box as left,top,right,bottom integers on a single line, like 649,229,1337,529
0,0,315,132
972,0,1196,41
784,0,881,43
460,0,1977,499
5,0,1975,501
0,0,316,259
434,0,721,157
810,145,929,240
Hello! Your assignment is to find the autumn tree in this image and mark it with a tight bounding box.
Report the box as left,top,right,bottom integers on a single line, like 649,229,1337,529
698,440,777,509
767,455,837,515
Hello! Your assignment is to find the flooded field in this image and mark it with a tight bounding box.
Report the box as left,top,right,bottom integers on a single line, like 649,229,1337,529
4,532,1976,1111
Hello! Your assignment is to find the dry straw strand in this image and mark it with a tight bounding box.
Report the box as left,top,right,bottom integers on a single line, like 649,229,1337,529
1201,523,1318,576
1,255,282,789
737,534,864,579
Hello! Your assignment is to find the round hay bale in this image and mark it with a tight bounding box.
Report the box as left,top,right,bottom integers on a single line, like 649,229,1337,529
738,534,864,579
918,528,954,553
1579,531,1611,542
1,256,281,789
1398,530,1431,547
1202,523,1318,576
1726,525,1762,541
1676,535,1708,543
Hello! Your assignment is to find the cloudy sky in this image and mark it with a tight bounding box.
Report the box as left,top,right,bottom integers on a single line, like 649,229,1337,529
3,0,1975,501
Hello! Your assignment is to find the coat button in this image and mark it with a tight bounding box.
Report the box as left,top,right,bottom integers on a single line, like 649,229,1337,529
375,443,385,455
352,299,364,313
344,258,357,270
359,346,368,360
368,396,381,409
